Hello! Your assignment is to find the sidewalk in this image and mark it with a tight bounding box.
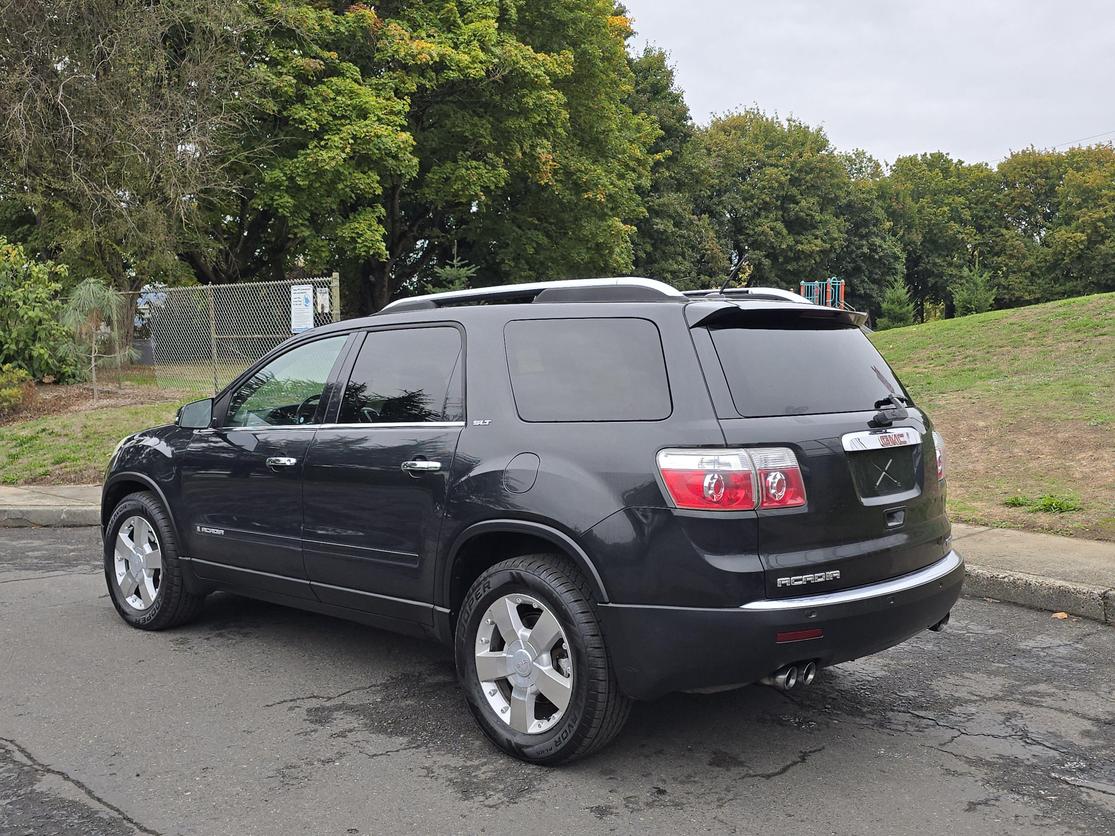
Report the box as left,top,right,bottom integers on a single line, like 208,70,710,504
954,523,1114,624
0,484,101,527
1,484,1112,624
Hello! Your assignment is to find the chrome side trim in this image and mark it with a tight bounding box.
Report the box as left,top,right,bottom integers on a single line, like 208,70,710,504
308,579,435,611
740,551,962,611
213,421,466,432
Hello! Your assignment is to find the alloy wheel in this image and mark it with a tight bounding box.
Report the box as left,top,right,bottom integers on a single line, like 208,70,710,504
113,515,162,611
474,593,573,734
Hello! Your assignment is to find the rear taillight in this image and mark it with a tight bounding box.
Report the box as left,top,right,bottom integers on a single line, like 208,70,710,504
932,431,946,480
749,447,808,508
656,448,806,511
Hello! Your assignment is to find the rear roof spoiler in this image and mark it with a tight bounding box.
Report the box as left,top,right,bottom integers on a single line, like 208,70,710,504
685,299,868,329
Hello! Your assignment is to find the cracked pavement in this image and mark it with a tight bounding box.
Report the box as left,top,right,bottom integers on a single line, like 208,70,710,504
1,527,1113,835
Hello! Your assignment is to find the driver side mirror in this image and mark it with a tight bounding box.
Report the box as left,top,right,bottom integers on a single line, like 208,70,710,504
177,398,214,429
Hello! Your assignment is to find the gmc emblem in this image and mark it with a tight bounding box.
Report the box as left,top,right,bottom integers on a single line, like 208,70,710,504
777,570,841,588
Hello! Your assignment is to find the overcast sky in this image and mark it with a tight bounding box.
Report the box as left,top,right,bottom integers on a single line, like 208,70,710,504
627,0,1114,165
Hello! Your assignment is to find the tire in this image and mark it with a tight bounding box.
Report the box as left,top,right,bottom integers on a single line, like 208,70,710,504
455,554,631,765
104,491,206,630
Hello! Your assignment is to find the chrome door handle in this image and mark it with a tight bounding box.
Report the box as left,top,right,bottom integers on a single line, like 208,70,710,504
266,456,298,469
401,459,441,473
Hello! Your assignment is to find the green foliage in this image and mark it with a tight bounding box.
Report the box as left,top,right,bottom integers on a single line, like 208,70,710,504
876,277,916,330
1005,494,1082,514
3,2,1114,320
183,0,653,311
627,47,725,287
832,152,905,317
428,257,479,293
62,277,132,395
697,110,849,290
0,0,252,293
951,267,996,316
0,239,74,380
0,364,34,417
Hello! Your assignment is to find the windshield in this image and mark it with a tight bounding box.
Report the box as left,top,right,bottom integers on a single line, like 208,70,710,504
707,322,908,417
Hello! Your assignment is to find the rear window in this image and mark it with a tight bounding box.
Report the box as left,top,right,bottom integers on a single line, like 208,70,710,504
505,318,671,422
708,322,907,417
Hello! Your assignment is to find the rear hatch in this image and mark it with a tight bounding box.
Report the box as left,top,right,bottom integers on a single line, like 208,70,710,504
692,303,950,599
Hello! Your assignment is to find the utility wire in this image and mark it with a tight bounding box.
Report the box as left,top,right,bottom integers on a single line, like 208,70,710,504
1051,128,1115,149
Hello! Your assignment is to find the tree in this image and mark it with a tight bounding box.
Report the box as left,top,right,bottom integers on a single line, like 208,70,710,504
626,46,725,287
951,266,995,316
62,278,131,402
876,277,915,330
832,150,904,317
696,110,849,289
881,152,993,318
185,0,655,313
1042,145,1115,299
0,0,255,308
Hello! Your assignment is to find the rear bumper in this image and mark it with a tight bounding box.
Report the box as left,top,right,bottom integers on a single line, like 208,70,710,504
597,550,964,700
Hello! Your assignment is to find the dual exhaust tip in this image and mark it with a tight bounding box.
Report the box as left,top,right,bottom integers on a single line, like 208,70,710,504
762,661,817,691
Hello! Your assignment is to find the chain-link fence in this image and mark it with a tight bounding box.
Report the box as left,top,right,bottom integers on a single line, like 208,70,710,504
128,276,341,394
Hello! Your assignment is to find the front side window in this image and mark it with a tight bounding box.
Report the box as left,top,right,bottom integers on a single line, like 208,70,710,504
338,327,463,424
225,335,347,427
504,318,672,422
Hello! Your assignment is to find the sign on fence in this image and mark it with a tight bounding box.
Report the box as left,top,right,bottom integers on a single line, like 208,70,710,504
290,284,314,333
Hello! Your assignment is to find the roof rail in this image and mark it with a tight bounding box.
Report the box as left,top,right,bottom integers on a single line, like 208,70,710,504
381,277,685,313
682,286,814,305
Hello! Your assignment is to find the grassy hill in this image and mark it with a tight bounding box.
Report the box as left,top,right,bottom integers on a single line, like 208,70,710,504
872,292,1115,541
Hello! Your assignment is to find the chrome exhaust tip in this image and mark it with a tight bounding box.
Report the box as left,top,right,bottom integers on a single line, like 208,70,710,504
800,661,817,687
761,664,799,690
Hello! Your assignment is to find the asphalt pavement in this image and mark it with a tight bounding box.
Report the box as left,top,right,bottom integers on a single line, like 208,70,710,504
1,527,1113,835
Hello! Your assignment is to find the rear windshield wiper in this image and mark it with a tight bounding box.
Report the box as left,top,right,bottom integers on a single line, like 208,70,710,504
871,394,910,426
874,394,910,410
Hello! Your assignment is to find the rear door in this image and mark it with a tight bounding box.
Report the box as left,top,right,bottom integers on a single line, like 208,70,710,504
692,306,949,599
301,325,464,620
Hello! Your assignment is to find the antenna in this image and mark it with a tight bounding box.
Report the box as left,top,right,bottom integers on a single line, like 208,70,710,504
719,254,748,294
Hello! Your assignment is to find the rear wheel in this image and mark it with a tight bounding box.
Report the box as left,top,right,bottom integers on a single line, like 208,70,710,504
455,554,630,765
104,491,205,630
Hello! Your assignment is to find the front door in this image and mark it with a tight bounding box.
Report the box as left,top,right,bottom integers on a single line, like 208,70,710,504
180,333,349,597
302,325,464,621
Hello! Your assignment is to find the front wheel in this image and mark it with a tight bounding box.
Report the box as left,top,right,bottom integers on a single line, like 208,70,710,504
104,491,206,630
455,554,630,765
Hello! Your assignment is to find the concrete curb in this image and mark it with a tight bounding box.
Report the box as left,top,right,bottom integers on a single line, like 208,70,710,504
963,564,1112,625
0,507,100,528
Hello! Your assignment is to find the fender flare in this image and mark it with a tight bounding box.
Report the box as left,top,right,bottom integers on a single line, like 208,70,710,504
440,519,610,607
102,471,179,540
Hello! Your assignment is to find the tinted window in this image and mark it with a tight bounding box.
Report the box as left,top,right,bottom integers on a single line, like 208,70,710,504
226,335,346,427
338,327,463,424
709,323,907,417
505,318,671,422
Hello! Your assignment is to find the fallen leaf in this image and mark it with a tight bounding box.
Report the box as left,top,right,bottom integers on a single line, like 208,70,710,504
1051,612,1069,620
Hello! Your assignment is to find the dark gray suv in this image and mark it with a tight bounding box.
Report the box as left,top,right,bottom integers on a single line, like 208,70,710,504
102,278,963,764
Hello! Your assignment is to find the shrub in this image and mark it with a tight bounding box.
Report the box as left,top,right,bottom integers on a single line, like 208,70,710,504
0,364,35,417
951,268,995,316
876,277,915,330
0,239,75,380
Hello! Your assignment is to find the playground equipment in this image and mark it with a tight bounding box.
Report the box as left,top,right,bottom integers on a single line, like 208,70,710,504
799,277,847,309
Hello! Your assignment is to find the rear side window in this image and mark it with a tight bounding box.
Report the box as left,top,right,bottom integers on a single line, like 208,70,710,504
505,318,671,422
709,322,907,417
338,327,463,424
